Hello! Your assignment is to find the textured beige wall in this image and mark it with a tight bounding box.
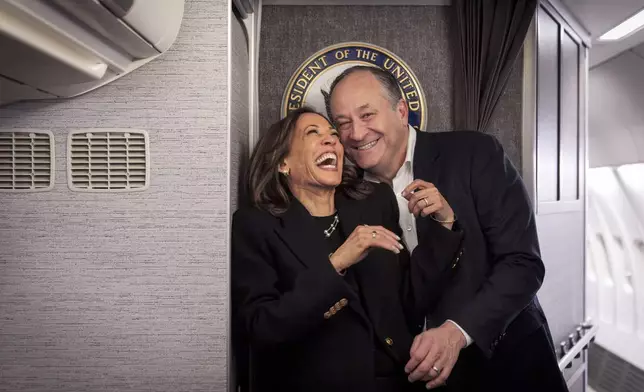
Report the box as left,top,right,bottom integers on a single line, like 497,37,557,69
0,0,230,391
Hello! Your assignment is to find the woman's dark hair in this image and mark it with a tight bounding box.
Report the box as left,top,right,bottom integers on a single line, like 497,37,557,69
247,107,373,215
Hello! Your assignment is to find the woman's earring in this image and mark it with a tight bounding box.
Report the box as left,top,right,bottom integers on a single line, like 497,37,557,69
280,168,290,177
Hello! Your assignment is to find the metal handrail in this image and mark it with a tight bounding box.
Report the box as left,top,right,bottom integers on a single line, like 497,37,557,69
558,321,599,371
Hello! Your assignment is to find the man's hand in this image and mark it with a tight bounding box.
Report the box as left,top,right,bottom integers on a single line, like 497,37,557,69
405,321,466,389
401,180,455,229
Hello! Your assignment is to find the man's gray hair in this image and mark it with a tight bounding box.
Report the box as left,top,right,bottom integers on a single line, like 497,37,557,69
323,65,403,120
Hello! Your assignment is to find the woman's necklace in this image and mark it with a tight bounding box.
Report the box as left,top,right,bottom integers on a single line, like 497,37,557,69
324,214,340,238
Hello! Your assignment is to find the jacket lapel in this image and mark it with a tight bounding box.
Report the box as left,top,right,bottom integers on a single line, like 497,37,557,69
412,130,442,244
274,197,329,271
274,194,372,328
335,193,374,328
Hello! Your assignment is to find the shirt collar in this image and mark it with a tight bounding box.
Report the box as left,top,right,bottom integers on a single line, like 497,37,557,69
404,124,416,168
363,124,417,183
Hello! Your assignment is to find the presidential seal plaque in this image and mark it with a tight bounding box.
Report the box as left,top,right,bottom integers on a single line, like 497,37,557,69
281,42,427,130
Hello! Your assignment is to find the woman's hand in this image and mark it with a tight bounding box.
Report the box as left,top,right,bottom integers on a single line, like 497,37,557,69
329,225,404,272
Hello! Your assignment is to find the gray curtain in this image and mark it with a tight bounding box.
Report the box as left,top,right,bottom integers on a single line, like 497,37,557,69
452,0,537,131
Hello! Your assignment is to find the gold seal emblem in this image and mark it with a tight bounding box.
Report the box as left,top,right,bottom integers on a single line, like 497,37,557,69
281,42,427,130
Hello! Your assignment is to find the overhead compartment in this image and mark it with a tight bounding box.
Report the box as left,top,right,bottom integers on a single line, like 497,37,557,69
0,0,184,106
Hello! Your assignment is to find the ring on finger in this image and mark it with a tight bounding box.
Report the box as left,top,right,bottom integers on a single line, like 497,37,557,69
431,365,441,375
372,231,377,239
422,197,429,207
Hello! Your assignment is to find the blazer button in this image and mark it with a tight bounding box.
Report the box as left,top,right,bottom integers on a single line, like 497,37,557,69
339,298,348,307
385,337,394,346
334,303,342,311
324,312,331,319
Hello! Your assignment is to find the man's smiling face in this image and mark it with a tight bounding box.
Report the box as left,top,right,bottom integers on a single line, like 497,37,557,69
329,70,408,176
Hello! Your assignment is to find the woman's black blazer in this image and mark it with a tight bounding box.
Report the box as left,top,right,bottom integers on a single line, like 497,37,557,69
232,183,464,392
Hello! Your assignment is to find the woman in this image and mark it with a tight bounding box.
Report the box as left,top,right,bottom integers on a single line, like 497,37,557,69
232,108,463,392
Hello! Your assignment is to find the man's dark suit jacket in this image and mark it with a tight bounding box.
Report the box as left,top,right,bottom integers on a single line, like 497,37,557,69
412,130,567,391
231,183,464,392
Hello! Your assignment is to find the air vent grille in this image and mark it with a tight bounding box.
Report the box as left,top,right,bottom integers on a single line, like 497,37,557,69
0,131,54,192
67,129,149,192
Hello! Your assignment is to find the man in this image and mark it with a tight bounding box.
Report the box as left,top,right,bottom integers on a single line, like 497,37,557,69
326,66,568,392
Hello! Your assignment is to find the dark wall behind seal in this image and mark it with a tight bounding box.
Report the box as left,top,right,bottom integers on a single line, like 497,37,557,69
260,5,454,132
258,5,523,168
